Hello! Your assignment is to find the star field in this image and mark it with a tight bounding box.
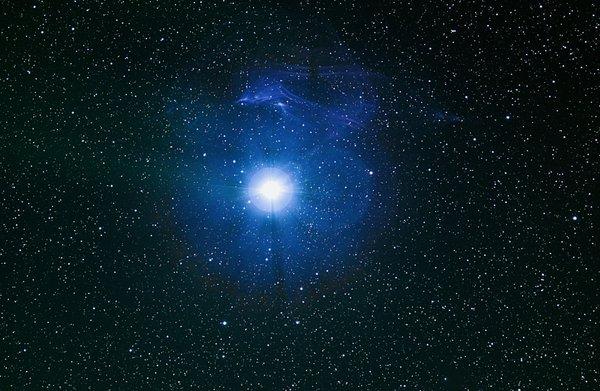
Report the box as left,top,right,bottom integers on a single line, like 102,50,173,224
1,1,598,389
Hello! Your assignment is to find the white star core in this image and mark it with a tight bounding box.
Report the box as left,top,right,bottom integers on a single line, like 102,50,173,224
248,167,294,212
258,179,285,201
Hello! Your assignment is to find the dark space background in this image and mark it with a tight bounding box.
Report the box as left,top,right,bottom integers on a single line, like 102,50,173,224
1,1,598,389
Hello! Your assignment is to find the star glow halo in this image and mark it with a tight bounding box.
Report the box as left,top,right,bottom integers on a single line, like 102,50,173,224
248,167,294,212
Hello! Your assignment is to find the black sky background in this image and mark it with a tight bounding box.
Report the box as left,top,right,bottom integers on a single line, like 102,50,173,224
1,1,598,389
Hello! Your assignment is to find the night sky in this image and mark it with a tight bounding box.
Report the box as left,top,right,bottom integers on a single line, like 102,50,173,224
1,1,598,389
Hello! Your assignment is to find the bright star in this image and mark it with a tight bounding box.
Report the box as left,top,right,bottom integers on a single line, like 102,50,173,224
249,167,294,212
258,179,285,201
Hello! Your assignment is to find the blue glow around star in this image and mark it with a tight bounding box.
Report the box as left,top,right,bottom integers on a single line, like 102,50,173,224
168,57,388,290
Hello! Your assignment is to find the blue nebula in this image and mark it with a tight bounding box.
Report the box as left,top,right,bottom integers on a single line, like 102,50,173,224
168,62,385,291
237,65,380,138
